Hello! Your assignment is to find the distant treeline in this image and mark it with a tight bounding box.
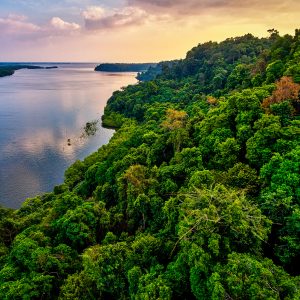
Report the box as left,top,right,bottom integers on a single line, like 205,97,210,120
0,64,57,78
95,63,157,72
136,60,179,81
94,62,179,82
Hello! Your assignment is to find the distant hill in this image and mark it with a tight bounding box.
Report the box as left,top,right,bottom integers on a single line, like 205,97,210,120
95,63,157,72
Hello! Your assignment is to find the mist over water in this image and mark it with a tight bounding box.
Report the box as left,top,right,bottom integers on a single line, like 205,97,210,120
0,64,137,208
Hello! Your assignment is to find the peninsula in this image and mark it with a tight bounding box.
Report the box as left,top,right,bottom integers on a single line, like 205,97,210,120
95,63,156,72
0,64,58,78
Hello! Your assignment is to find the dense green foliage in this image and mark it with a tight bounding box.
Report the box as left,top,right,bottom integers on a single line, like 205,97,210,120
1,30,300,299
95,63,157,73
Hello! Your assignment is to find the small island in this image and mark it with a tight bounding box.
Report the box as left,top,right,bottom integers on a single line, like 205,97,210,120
0,64,58,78
94,63,157,73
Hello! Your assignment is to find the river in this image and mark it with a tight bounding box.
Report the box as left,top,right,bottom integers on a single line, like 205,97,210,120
0,63,137,208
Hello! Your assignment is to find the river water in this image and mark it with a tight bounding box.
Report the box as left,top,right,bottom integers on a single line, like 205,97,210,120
0,64,137,208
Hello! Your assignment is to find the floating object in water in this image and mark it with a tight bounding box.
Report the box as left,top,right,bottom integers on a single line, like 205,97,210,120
67,138,71,146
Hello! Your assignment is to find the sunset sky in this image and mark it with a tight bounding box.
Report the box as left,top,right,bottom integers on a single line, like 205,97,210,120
1,0,300,62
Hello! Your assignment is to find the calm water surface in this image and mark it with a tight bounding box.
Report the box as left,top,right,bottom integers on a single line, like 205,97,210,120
0,64,137,208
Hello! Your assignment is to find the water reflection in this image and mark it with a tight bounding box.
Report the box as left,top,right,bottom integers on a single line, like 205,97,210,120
0,64,137,208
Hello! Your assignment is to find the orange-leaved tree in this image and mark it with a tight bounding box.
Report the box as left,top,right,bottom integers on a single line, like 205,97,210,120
262,76,300,114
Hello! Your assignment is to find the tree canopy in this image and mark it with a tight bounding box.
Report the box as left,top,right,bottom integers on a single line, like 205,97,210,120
1,30,300,299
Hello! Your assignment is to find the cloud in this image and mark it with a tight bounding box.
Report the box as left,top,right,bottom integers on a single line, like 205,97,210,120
83,6,149,30
0,13,81,40
127,0,300,16
50,17,80,30
82,6,106,21
0,14,40,36
127,0,232,15
128,0,226,9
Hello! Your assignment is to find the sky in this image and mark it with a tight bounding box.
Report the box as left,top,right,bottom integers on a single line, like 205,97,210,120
0,0,300,62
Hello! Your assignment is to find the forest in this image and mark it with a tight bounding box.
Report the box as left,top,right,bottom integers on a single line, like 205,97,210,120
0,29,300,299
